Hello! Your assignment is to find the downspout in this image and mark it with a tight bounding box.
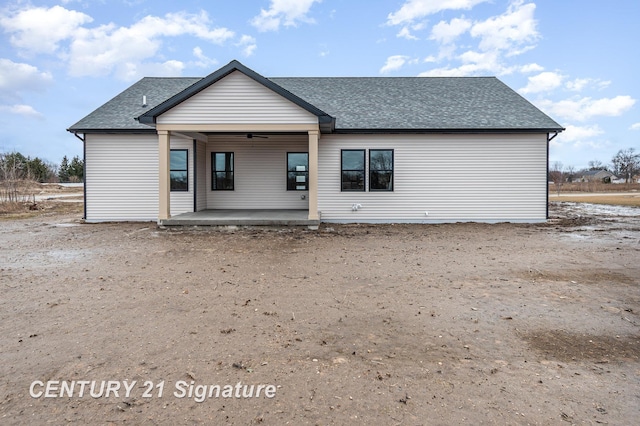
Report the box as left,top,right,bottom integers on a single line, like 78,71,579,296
73,132,87,220
545,132,558,220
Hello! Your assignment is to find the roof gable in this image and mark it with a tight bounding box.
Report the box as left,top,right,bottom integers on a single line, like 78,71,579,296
156,70,320,126
138,60,334,127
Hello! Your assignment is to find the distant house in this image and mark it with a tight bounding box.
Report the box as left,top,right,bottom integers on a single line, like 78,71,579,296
581,170,617,183
67,60,563,225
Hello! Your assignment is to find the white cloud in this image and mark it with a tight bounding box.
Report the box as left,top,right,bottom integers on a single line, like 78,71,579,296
397,27,419,40
387,0,488,26
236,35,257,57
565,78,590,92
0,59,53,100
559,124,604,143
118,60,185,81
251,0,321,32
380,55,411,74
67,11,233,79
630,123,640,131
520,71,564,94
1,5,236,81
540,96,636,122
430,17,472,44
519,63,544,73
0,5,92,55
565,78,611,92
572,139,610,150
469,1,539,55
0,104,43,119
192,47,218,68
416,2,540,77
419,50,506,76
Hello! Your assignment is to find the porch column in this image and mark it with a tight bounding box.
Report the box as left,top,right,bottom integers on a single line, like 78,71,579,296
308,130,319,220
158,130,171,221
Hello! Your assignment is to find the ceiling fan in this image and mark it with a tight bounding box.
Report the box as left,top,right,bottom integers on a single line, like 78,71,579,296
222,133,270,139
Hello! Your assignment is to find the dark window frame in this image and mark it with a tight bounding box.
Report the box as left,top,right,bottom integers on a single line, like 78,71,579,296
170,149,188,192
341,149,366,192
287,152,309,191
211,152,234,191
369,149,394,191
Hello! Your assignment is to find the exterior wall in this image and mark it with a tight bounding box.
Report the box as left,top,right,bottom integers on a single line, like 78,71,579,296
195,140,207,211
157,71,317,125
317,134,548,223
85,134,194,222
206,135,309,210
85,134,159,221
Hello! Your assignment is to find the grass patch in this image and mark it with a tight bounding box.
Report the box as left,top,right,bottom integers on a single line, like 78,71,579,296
0,200,83,220
553,194,640,207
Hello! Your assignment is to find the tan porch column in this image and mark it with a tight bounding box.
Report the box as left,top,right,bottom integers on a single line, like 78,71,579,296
308,130,319,220
158,130,171,221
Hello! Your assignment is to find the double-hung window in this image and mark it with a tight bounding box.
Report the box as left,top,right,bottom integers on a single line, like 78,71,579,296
212,152,234,190
341,150,366,191
369,149,394,191
287,152,308,191
340,149,394,192
170,149,188,191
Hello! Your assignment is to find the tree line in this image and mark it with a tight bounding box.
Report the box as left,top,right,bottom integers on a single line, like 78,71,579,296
550,147,639,183
549,147,639,194
0,152,83,183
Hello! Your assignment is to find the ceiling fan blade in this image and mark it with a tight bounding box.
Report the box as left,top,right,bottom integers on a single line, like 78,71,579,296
247,133,268,139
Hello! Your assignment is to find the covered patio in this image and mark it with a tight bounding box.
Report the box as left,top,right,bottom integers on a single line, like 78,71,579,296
133,62,335,226
160,209,320,227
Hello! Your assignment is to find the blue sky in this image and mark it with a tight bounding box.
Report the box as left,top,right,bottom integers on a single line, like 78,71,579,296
0,0,638,170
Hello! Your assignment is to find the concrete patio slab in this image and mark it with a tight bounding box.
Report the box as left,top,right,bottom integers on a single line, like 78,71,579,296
159,209,319,227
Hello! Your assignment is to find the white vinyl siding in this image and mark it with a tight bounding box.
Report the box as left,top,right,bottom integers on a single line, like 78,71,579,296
157,71,317,125
318,134,548,223
206,135,309,210
169,138,194,217
85,134,159,221
85,134,194,222
195,140,207,211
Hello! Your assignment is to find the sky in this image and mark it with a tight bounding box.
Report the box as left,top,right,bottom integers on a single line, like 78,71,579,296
0,0,638,170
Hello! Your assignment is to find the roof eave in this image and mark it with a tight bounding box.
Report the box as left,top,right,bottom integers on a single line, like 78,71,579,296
333,127,565,134
66,128,158,134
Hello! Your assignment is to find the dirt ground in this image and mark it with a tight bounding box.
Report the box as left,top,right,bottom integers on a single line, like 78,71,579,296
0,202,639,425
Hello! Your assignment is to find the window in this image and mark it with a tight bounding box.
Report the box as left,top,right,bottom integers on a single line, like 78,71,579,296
341,150,365,191
287,152,308,191
212,152,234,190
369,149,393,191
170,149,188,191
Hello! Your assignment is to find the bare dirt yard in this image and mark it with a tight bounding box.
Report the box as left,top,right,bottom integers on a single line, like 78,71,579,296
1,202,639,425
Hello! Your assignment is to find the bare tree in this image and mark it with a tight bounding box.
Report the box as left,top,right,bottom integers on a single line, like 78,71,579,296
587,160,606,171
0,152,31,202
565,165,576,183
611,148,640,183
549,161,565,196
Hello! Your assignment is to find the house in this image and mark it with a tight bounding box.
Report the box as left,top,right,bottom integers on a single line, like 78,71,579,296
67,60,563,225
581,169,617,183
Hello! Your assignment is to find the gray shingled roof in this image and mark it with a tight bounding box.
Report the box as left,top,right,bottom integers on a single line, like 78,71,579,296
68,67,562,133
272,77,562,131
68,77,200,131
